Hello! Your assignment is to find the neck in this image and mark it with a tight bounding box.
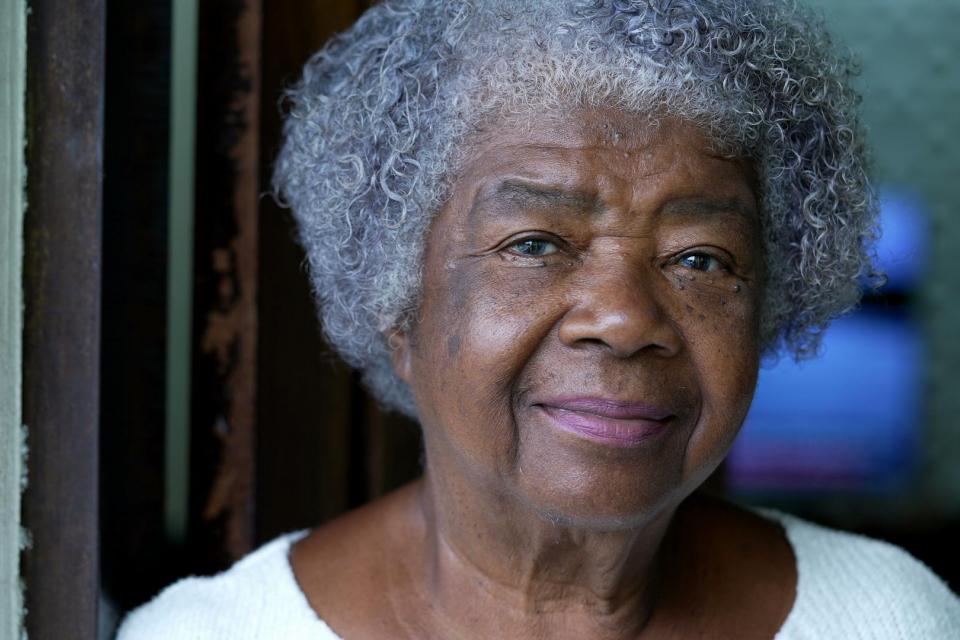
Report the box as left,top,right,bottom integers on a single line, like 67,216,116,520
411,465,682,639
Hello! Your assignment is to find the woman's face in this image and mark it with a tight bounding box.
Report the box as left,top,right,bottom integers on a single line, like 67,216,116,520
395,109,763,528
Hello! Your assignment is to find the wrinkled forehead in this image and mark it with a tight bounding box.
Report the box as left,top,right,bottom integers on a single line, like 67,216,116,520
449,63,749,170
433,17,759,227
458,106,753,190
444,107,759,231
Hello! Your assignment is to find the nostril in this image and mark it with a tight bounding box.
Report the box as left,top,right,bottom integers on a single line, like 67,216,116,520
557,299,682,359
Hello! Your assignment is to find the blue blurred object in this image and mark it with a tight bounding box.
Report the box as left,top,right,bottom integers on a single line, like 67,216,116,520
728,187,927,492
870,188,929,292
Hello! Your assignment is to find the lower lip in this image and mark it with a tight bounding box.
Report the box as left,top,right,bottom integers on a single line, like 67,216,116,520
539,406,670,447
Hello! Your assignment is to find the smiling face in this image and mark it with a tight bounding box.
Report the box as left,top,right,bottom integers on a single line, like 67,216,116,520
393,109,763,529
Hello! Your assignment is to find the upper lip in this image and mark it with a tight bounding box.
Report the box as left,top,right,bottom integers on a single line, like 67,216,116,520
535,396,673,421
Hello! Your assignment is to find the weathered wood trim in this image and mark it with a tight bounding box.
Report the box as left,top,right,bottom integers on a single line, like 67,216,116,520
21,0,105,636
191,0,262,566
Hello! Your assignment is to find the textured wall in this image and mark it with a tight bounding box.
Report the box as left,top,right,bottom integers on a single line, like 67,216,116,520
810,0,960,515
0,0,26,635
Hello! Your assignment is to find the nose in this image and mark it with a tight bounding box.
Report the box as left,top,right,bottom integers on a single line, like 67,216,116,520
557,264,682,359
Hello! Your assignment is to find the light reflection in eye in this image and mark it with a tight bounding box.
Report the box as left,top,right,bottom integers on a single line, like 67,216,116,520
679,253,722,272
511,238,558,257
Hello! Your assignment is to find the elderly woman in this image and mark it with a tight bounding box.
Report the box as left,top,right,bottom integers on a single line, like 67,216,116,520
119,0,960,638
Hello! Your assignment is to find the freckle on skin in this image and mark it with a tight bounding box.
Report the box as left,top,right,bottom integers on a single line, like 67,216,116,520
698,314,706,321
733,284,742,293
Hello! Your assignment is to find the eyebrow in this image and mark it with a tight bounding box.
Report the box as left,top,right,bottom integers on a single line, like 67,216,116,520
472,179,604,218
659,197,755,220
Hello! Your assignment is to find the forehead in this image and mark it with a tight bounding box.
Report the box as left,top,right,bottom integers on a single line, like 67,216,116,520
467,108,685,160
453,108,757,218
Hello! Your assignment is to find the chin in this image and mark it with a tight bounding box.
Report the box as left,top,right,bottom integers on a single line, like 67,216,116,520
508,466,691,533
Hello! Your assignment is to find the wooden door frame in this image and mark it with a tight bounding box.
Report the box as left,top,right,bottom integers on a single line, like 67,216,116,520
21,0,105,637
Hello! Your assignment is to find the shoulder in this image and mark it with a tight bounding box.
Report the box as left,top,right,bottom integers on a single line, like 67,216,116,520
770,510,960,639
115,532,341,640
289,483,426,637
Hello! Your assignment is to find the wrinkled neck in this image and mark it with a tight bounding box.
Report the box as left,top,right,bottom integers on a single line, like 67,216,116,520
414,468,681,638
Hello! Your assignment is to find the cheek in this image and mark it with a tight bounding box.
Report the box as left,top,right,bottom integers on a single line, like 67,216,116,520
669,275,761,477
411,262,562,468
446,264,558,375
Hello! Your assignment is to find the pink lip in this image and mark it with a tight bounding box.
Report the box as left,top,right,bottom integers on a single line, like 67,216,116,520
536,397,673,447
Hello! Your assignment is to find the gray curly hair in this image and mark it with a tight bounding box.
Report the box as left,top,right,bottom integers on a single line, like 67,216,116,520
273,0,877,418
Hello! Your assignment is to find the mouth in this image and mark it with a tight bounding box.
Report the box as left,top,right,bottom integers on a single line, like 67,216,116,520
534,397,673,448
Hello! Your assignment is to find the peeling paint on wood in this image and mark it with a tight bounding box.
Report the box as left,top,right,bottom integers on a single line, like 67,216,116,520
192,0,262,566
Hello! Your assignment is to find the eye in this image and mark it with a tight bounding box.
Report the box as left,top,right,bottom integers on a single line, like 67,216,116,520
678,252,724,272
508,238,559,257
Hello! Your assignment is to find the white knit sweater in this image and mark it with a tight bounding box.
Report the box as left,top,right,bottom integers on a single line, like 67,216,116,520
116,511,960,639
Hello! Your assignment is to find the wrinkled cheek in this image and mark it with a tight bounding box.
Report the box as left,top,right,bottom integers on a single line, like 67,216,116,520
413,267,551,472
674,285,761,482
463,312,549,452
680,365,758,485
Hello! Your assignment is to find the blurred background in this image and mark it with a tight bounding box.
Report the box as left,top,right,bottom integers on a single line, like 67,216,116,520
11,0,960,638
730,0,960,544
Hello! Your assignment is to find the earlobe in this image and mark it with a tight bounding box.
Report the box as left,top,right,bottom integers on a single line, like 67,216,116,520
387,329,413,384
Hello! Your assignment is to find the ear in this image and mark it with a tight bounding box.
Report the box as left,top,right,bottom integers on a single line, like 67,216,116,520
386,328,414,385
